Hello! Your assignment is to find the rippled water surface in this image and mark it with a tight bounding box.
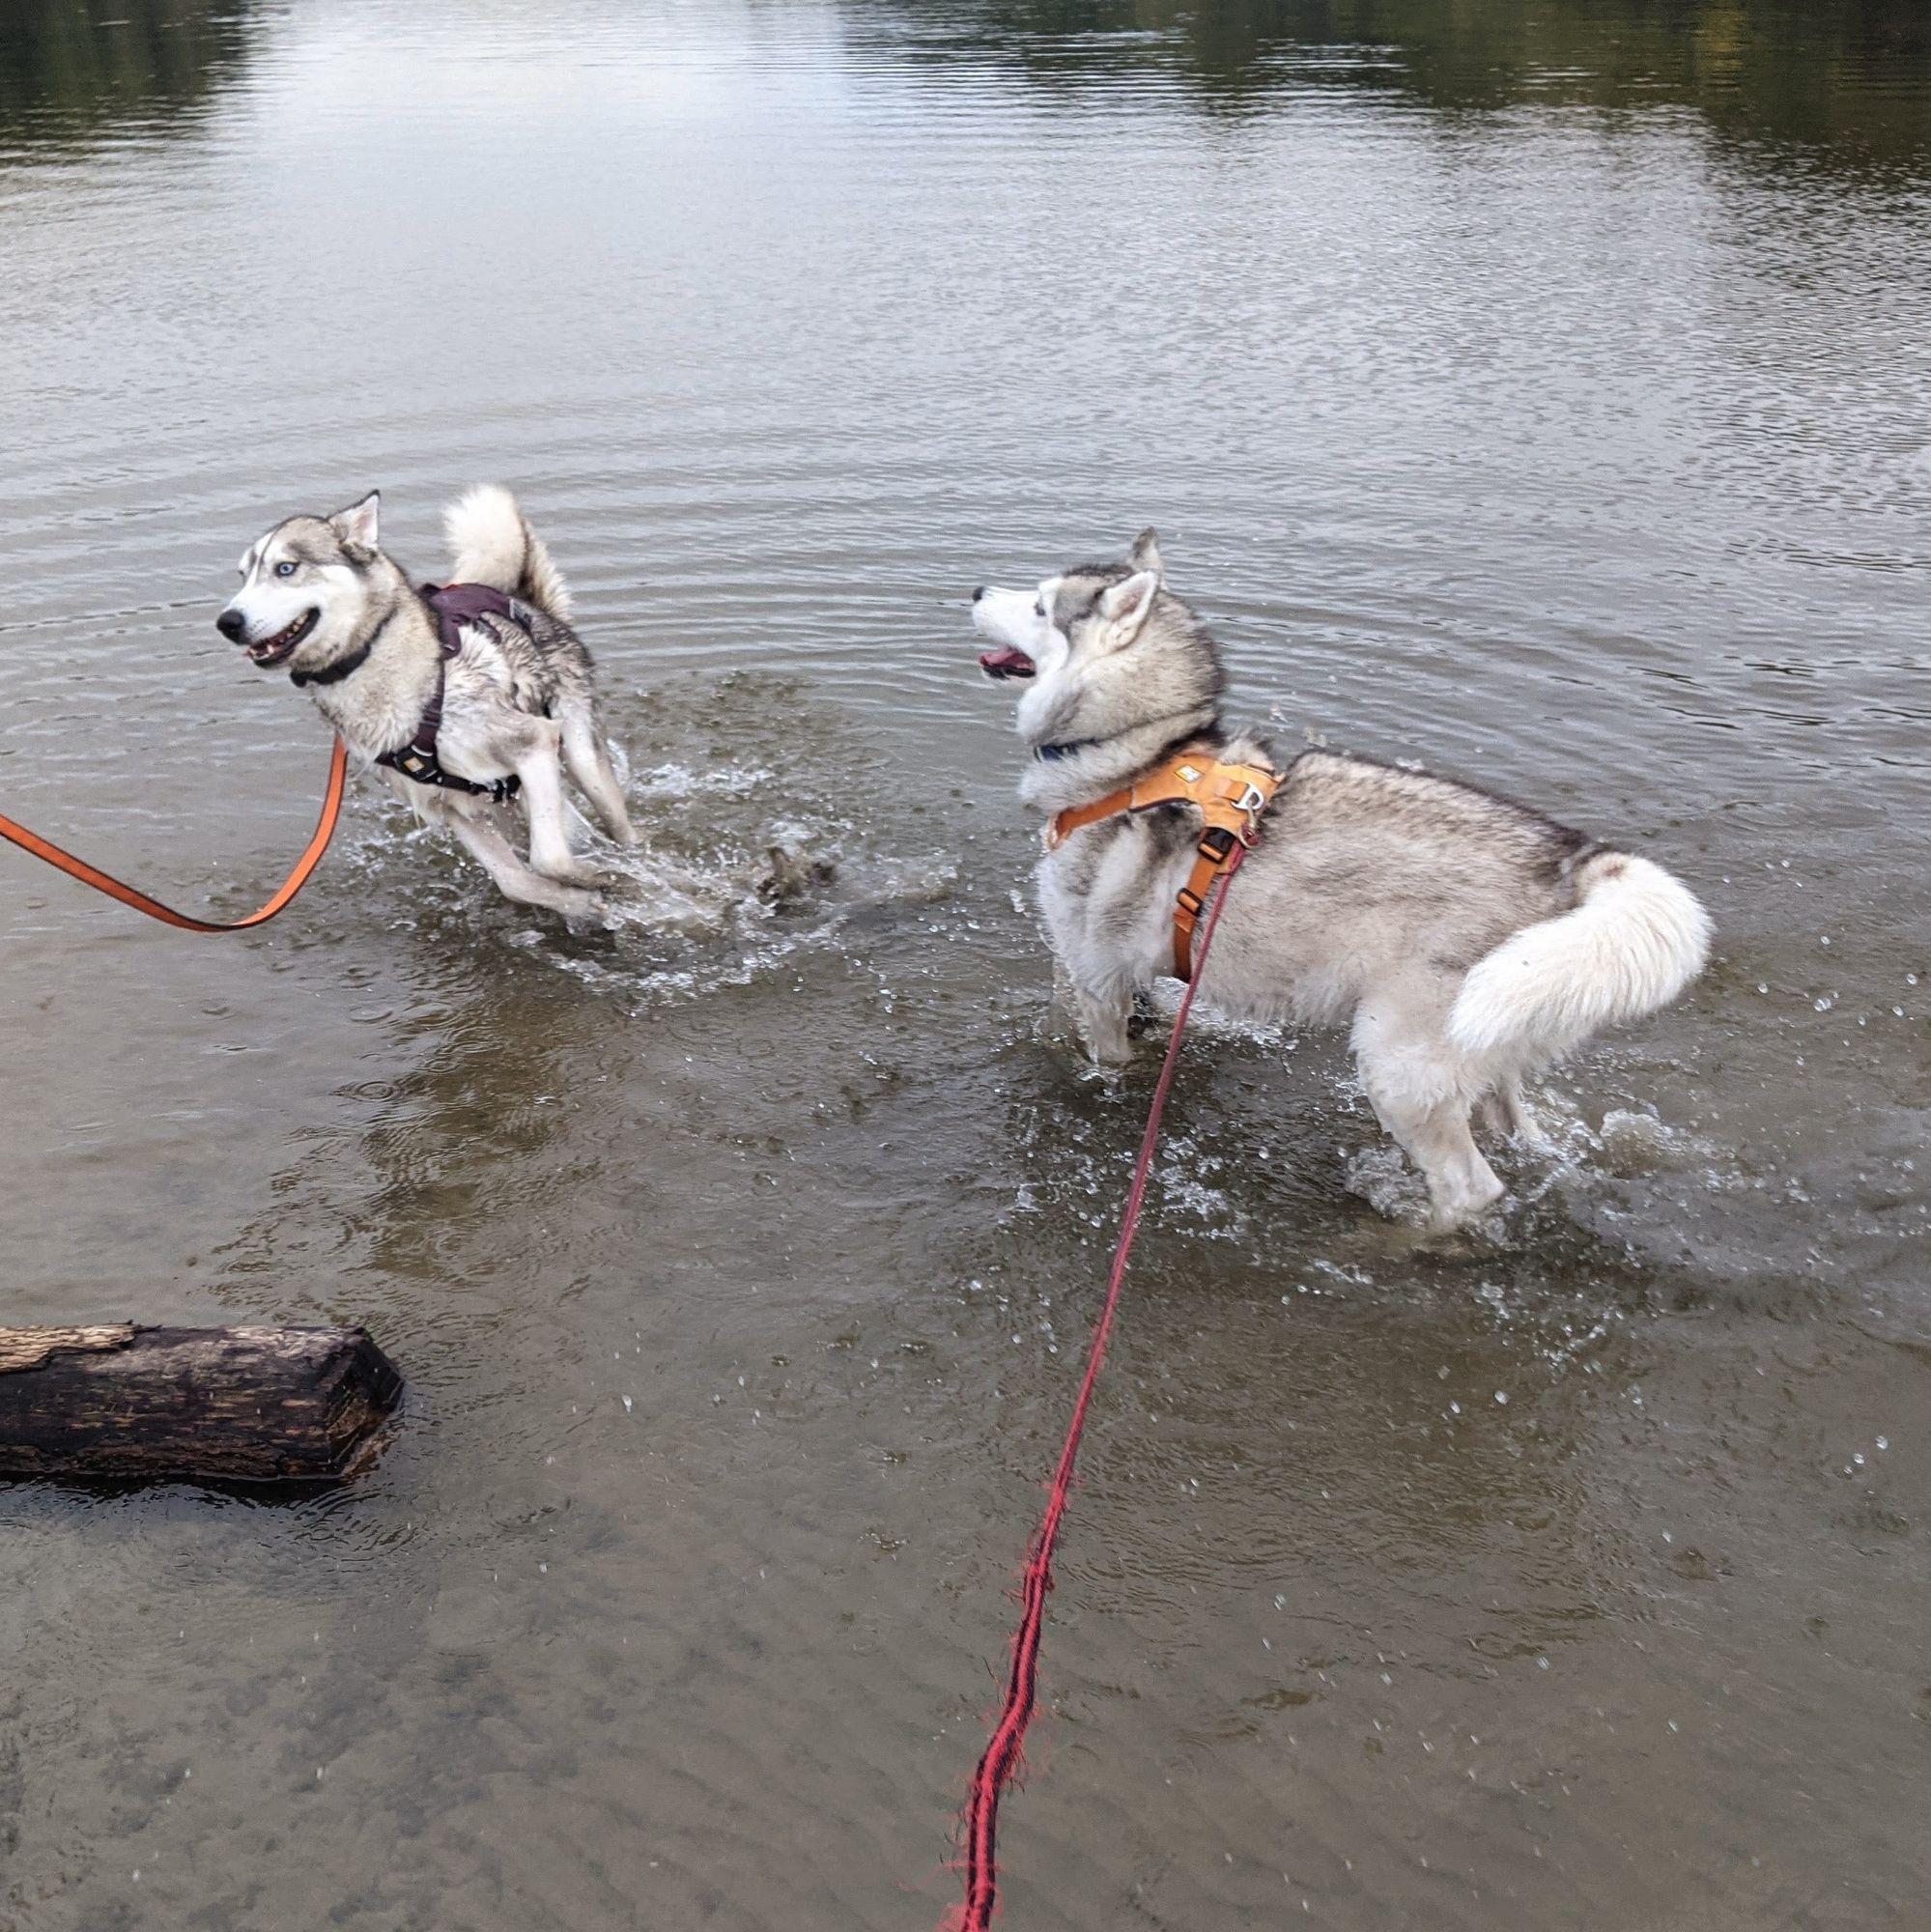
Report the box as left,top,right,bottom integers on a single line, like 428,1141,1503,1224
3,3,1929,1927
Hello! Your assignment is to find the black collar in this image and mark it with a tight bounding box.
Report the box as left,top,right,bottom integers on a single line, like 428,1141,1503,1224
289,607,394,688
1035,717,1222,766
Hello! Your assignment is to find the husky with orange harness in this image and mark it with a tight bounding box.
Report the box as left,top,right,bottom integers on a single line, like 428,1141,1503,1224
218,487,638,920
971,530,1712,1229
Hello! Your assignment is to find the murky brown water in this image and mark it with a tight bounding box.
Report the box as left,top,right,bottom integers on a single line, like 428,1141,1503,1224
2,2,1928,1927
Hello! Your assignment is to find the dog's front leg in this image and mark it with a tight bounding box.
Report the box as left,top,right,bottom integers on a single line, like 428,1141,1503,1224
1047,958,1083,1040
1073,981,1133,1070
447,809,603,920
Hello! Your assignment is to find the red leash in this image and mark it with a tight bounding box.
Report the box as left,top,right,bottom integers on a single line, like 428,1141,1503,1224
946,843,1250,1932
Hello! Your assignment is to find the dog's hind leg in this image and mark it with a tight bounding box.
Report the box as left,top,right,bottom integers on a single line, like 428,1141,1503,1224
557,695,639,846
447,810,603,920
1477,1074,1548,1150
515,724,610,884
1399,1100,1506,1231
1353,990,1504,1229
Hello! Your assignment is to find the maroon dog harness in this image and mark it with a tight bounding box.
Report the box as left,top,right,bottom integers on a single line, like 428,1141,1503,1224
294,582,532,802
375,582,531,804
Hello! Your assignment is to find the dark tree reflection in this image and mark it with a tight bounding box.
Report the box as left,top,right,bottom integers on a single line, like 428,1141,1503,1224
0,0,255,151
841,0,1931,171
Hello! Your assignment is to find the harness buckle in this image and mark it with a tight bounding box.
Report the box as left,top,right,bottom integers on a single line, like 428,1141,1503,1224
1196,826,1237,864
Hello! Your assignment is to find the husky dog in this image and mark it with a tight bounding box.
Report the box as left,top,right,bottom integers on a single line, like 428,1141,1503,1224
217,487,637,918
972,531,1712,1229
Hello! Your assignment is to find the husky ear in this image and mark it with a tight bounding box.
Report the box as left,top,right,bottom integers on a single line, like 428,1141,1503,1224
329,491,381,559
1097,569,1159,649
1128,528,1164,581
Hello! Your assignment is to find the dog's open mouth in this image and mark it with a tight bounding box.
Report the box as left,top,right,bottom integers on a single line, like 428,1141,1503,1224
245,608,319,667
979,648,1036,681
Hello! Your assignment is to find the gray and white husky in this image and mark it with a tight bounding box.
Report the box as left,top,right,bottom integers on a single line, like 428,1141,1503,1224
972,531,1712,1229
218,486,637,919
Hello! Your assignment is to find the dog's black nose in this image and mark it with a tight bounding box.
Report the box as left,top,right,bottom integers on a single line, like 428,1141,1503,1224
972,586,986,603
215,609,248,641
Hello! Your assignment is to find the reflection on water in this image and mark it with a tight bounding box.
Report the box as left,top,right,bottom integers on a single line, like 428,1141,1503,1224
851,0,1931,168
0,0,254,150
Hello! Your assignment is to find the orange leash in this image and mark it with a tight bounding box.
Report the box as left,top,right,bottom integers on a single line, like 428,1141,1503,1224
0,737,349,932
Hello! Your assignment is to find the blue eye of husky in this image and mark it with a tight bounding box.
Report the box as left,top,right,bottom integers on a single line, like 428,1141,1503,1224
275,560,297,579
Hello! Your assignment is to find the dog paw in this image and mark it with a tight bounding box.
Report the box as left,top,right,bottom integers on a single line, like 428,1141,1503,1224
758,823,837,904
560,892,612,929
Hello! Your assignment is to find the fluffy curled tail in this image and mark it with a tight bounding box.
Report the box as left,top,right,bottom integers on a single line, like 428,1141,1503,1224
1448,850,1712,1058
443,484,573,622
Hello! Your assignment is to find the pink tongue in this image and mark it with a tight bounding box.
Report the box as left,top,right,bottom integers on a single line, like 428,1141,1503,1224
980,648,1036,679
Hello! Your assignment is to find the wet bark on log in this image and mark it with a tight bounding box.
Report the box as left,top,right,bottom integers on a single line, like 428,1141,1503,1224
0,1325,403,1483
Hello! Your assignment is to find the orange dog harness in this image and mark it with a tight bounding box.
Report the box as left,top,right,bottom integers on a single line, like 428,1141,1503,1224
1045,748,1282,980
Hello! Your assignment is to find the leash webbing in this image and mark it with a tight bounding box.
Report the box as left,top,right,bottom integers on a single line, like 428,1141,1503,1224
946,841,1251,1932
0,737,348,931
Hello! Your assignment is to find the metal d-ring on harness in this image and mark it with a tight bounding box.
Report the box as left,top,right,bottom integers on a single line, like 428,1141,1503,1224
368,582,532,806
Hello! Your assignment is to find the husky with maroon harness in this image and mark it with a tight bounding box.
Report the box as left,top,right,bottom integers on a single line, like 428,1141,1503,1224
972,530,1712,1230
218,486,637,919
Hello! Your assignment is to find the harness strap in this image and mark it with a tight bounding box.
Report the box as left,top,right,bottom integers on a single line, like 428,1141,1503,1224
1045,748,1283,980
372,582,531,805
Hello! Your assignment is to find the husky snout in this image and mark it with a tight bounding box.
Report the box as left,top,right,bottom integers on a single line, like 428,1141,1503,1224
971,583,1042,680
222,602,320,667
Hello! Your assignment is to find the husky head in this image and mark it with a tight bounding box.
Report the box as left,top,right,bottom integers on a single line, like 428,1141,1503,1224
216,492,398,676
972,529,1225,791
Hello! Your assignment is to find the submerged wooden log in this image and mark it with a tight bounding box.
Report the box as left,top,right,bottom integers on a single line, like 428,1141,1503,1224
0,1325,403,1483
